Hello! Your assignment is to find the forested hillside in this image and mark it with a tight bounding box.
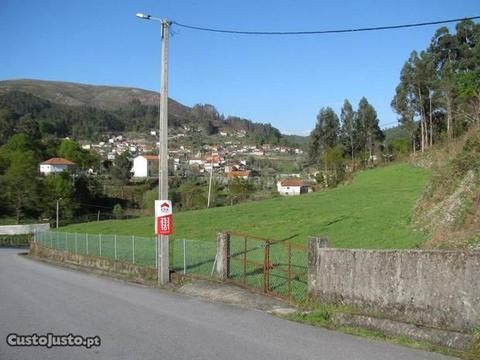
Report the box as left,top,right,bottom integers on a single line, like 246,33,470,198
0,81,284,143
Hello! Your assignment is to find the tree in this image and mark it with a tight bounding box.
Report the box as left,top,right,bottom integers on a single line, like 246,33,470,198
308,107,340,164
113,204,124,219
109,151,132,198
429,27,458,140
356,98,383,163
205,120,219,135
1,150,39,223
391,78,418,152
177,180,207,210
41,172,76,222
340,99,356,167
321,145,345,187
17,114,42,140
228,178,255,205
456,72,480,126
58,139,99,169
0,109,15,145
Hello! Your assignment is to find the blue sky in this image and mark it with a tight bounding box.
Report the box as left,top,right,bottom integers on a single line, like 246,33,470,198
1,0,478,135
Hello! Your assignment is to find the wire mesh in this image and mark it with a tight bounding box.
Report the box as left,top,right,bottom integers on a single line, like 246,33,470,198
35,231,217,278
170,238,217,277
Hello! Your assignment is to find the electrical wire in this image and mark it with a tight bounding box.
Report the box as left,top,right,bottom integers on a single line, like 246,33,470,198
172,15,480,36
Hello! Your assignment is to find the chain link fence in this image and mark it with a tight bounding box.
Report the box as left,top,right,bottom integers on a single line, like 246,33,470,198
35,231,217,277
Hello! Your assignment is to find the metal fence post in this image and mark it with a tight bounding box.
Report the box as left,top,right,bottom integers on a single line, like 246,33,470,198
243,236,247,284
57,232,59,249
288,243,292,302
50,232,53,248
75,233,78,254
65,232,68,251
183,239,187,274
132,236,135,264
114,235,117,261
99,234,102,257
86,233,89,255
155,237,158,269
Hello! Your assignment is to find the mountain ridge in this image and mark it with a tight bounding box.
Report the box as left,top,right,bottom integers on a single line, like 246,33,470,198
0,78,190,117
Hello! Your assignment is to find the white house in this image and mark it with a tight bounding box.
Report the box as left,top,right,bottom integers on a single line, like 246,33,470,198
131,155,159,178
188,159,205,166
277,179,307,196
39,157,75,175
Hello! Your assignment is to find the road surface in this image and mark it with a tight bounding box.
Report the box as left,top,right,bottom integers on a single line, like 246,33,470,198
0,248,456,360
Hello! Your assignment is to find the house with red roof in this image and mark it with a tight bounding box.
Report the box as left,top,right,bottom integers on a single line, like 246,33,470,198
39,157,75,175
276,179,308,196
227,170,251,181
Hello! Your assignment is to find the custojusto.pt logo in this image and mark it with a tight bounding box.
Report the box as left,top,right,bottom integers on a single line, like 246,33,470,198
6,333,101,349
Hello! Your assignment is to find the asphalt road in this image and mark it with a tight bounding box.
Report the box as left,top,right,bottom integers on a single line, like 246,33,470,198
0,248,456,360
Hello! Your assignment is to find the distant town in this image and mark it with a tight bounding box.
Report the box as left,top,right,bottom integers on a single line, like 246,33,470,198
40,127,312,197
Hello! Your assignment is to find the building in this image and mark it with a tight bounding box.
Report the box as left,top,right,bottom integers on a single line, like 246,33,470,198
227,170,251,181
39,157,75,175
277,179,307,196
131,155,159,178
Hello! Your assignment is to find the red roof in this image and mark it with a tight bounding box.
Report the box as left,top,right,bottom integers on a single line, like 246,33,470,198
41,157,75,165
228,170,251,179
142,155,159,160
280,179,304,187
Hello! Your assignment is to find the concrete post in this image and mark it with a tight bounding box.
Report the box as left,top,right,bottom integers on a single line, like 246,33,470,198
307,235,330,297
215,232,230,280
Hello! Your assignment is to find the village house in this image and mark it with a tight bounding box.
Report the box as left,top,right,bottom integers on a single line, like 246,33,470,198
228,170,251,181
39,157,75,175
276,179,308,196
131,155,159,178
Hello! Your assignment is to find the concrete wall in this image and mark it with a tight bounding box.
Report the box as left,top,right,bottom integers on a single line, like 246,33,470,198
308,238,480,333
0,223,50,235
30,242,157,283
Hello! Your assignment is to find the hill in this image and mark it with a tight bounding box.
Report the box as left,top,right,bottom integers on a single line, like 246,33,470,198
59,164,430,249
412,127,480,250
0,79,286,143
0,78,189,115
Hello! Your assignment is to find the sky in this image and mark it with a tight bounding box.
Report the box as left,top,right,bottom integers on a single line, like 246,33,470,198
1,0,479,135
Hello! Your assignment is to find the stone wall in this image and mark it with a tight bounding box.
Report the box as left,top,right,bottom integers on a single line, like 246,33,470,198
0,223,50,235
30,242,157,283
308,238,480,333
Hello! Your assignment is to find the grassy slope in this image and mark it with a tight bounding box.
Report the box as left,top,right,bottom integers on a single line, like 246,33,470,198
61,164,430,249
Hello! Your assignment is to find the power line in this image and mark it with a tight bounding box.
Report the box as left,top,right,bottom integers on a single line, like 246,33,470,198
172,15,480,36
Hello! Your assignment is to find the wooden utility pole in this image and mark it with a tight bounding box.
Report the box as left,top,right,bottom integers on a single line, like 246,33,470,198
158,19,170,286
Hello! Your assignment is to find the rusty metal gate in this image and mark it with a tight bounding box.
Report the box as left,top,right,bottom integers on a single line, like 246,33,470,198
226,232,307,302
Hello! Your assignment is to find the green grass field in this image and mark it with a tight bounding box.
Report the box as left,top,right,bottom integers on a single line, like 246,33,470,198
60,164,430,249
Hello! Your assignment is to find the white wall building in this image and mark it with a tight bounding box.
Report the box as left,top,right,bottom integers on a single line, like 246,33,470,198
131,155,159,178
277,179,306,196
39,157,75,175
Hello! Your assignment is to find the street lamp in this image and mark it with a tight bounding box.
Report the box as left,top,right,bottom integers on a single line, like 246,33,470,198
56,198,63,229
136,12,170,285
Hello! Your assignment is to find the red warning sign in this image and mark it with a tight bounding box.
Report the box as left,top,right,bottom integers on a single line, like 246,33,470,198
155,200,173,235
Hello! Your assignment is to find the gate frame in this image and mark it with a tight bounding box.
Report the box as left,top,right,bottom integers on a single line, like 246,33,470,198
223,231,306,302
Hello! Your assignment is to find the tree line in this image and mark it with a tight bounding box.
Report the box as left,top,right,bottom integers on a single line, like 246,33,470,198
307,19,479,187
308,97,384,186
392,19,480,151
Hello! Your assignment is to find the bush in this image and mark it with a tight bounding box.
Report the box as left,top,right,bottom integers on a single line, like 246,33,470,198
0,234,31,246
112,204,124,219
